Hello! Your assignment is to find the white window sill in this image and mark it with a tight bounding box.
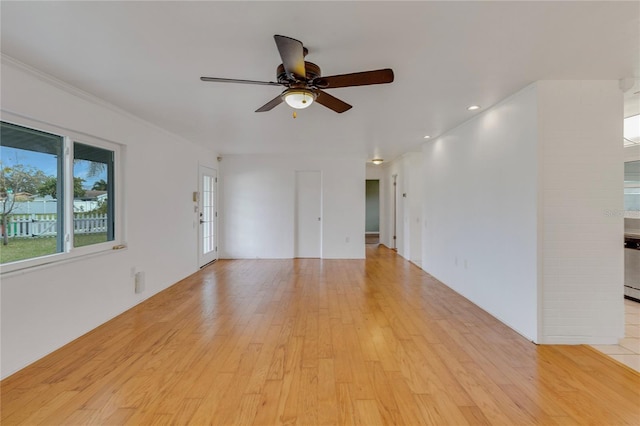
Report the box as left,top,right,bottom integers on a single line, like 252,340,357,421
1,243,127,277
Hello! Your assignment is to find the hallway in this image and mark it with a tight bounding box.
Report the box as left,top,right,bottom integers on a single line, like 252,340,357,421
1,246,638,425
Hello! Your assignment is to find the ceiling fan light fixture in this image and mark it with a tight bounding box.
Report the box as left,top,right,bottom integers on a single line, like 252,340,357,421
283,89,316,109
372,158,384,165
201,35,393,113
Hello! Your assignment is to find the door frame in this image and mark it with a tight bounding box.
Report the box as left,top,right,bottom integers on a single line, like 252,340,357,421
365,179,381,243
392,173,398,250
198,164,218,267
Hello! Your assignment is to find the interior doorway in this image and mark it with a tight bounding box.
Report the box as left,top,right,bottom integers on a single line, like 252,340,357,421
295,170,322,258
365,179,380,244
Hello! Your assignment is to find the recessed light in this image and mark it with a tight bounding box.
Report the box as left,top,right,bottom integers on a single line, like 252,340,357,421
467,105,481,111
423,135,431,139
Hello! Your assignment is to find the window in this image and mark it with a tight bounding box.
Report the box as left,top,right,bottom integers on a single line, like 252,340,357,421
1,122,64,261
1,120,121,270
624,115,640,147
625,160,640,216
73,142,114,247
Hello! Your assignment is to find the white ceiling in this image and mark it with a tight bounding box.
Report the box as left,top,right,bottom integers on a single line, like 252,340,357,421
1,1,638,162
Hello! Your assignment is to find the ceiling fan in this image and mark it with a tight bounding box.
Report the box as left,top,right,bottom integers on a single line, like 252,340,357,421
200,35,394,113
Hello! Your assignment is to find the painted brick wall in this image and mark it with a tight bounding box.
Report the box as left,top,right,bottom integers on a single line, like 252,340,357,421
537,81,624,343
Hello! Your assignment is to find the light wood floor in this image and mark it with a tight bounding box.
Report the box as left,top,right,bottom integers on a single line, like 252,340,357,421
2,246,639,425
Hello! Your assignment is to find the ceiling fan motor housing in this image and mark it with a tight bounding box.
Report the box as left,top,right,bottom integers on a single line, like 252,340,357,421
277,62,321,85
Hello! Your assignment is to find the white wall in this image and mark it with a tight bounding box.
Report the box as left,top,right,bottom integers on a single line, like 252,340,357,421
365,163,385,181
419,81,623,344
219,155,365,259
422,85,540,340
1,58,217,378
537,80,623,344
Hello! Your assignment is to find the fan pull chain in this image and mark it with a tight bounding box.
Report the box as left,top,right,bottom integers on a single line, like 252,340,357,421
293,111,297,119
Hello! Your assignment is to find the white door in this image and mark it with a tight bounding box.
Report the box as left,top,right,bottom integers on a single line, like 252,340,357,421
198,165,218,267
295,170,321,258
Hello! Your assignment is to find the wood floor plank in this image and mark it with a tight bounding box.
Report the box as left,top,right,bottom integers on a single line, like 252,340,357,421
317,358,339,426
59,408,99,425
387,372,427,425
354,399,385,426
317,308,334,359
252,379,283,426
417,393,470,426
428,342,518,425
185,372,235,425
364,361,402,424
232,393,261,426
274,335,304,425
2,246,638,425
17,390,79,425
459,405,492,425
409,335,475,407
335,383,356,426
297,366,319,425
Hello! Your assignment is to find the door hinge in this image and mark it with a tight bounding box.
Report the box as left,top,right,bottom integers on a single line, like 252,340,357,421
215,246,218,252
215,211,218,217
215,177,218,183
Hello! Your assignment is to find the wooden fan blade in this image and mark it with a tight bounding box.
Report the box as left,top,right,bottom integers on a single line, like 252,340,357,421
313,68,394,89
274,35,306,79
255,94,284,112
315,90,352,113
200,76,282,86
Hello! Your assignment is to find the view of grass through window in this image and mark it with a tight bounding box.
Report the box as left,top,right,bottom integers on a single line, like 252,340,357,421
0,122,114,264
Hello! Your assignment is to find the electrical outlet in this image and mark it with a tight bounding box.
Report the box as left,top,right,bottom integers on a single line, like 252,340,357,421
135,271,145,294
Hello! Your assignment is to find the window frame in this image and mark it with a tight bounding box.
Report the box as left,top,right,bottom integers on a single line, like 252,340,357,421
1,113,124,274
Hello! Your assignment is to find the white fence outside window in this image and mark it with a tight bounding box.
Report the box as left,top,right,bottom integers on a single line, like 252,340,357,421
3,214,107,238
